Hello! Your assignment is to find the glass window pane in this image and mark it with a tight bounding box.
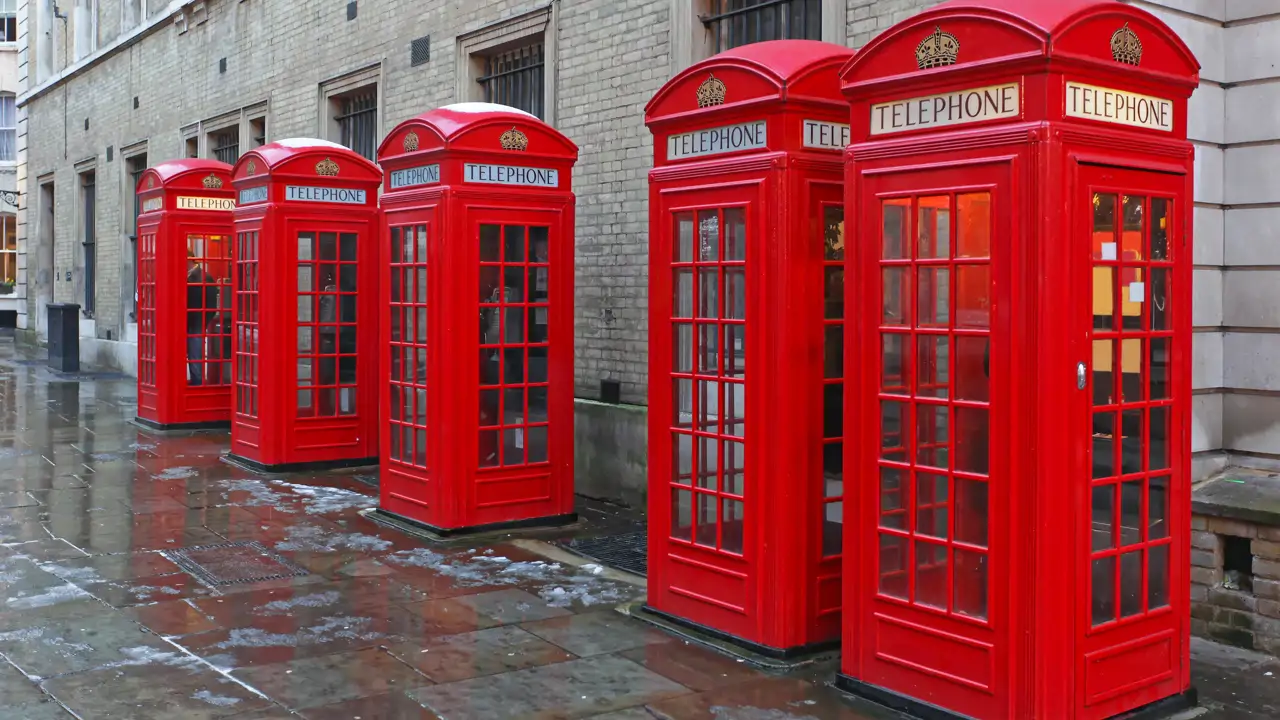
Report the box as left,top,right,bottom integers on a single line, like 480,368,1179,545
1092,484,1116,551
954,548,988,619
504,225,526,262
1121,196,1144,258
1093,412,1116,479
1120,549,1143,618
1093,192,1117,240
725,207,746,261
319,232,338,261
339,233,357,261
672,489,692,541
674,270,694,318
882,333,906,394
673,378,693,428
698,324,718,374
879,466,906,530
339,264,356,293
1092,556,1116,626
1149,476,1169,540
957,193,990,258
674,212,694,262
1148,336,1170,401
528,426,547,463
674,433,693,485
723,383,745,438
955,335,989,402
1151,269,1170,331
882,267,909,325
955,406,989,475
298,265,313,292
824,267,843,319
297,296,313,323
698,210,719,262
918,267,950,327
917,196,950,260
697,380,719,433
1149,543,1169,609
1149,406,1170,472
883,199,909,260
674,323,693,373
298,232,314,260
823,206,844,261
881,401,906,463
824,326,842,380
723,440,744,495
1093,340,1116,406
725,268,746,320
955,479,988,548
879,534,908,599
695,493,718,548
1150,198,1169,261
916,335,949,399
698,269,719,319
1120,338,1142,403
915,540,949,608
956,265,990,329
822,501,842,557
722,499,744,555
480,224,501,262
502,428,524,466
1093,267,1115,331
479,430,499,467
916,473,949,539
916,404,949,469
1121,410,1142,475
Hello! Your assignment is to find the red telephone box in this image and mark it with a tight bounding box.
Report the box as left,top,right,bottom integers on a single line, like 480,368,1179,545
644,40,854,656
839,2,1197,718
226,140,382,473
135,160,236,430
374,104,579,534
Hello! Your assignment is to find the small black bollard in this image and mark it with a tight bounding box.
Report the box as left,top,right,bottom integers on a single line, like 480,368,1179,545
47,303,81,373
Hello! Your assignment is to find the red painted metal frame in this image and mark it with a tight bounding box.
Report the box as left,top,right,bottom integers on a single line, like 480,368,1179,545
645,40,855,655
135,159,235,430
375,106,579,534
227,141,382,472
839,1,1198,718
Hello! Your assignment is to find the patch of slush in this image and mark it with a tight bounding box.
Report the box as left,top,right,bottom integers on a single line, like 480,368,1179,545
152,466,198,480
259,590,341,614
115,645,206,670
5,582,92,609
211,615,382,649
219,479,293,511
36,562,105,585
273,525,391,553
270,481,376,514
384,548,639,608
129,443,158,452
191,690,241,707
89,452,126,462
126,584,184,601
710,708,820,720
0,627,46,643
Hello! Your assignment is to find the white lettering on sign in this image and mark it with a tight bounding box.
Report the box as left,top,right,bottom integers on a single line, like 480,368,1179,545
389,164,441,190
285,186,368,204
667,121,767,160
177,196,235,211
140,197,163,213
463,163,559,188
870,83,1021,135
238,186,268,205
1065,83,1173,132
802,120,850,150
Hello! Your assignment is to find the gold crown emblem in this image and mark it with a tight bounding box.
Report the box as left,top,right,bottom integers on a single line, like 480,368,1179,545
315,157,340,176
1110,23,1143,66
201,174,223,189
916,26,960,69
146,176,155,189
246,160,257,176
499,127,529,151
403,131,420,152
696,74,726,108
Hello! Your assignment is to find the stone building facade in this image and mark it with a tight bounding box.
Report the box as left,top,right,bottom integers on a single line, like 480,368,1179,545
13,0,1280,500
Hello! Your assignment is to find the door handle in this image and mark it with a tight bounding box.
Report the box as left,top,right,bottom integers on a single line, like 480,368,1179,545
1077,362,1087,391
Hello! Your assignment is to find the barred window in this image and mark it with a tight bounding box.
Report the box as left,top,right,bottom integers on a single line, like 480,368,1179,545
211,127,239,165
0,94,14,162
0,0,14,43
478,42,545,120
336,88,378,161
703,0,822,53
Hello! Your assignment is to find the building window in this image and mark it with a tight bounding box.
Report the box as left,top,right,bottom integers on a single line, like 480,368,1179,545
478,42,545,119
702,0,822,52
81,171,97,316
0,214,15,294
210,126,240,165
334,88,378,161
249,116,267,148
184,134,199,158
0,94,14,161
0,0,15,42
126,153,148,321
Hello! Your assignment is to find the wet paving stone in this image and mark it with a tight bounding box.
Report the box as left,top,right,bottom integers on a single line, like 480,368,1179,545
126,599,223,637
0,611,174,679
172,614,396,670
1,658,50,705
407,654,690,719
619,641,769,693
384,625,577,683
43,662,275,719
385,598,504,639
232,647,431,711
450,588,574,624
299,692,442,720
522,610,675,658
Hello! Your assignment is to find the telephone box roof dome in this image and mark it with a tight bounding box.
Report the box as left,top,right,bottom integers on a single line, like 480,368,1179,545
841,0,1198,93
646,39,853,123
234,138,382,179
378,104,577,161
143,159,232,186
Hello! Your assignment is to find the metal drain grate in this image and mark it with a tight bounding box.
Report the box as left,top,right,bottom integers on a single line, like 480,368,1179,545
563,530,648,577
164,541,311,586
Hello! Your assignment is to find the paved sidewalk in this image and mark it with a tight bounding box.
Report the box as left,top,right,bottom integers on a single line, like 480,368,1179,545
0,346,1275,719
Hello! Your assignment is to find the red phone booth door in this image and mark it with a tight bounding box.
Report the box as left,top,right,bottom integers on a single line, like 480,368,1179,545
1076,164,1185,716
386,211,434,489
472,208,560,505
294,225,363,422
856,163,1008,718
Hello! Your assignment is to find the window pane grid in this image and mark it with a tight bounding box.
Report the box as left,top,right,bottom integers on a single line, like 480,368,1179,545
479,42,545,119
705,0,822,53
137,233,157,388
389,225,429,469
877,193,991,622
479,224,551,469
297,232,360,418
185,234,232,388
338,90,378,161
821,204,845,558
1089,192,1174,628
670,208,747,556
233,232,260,418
